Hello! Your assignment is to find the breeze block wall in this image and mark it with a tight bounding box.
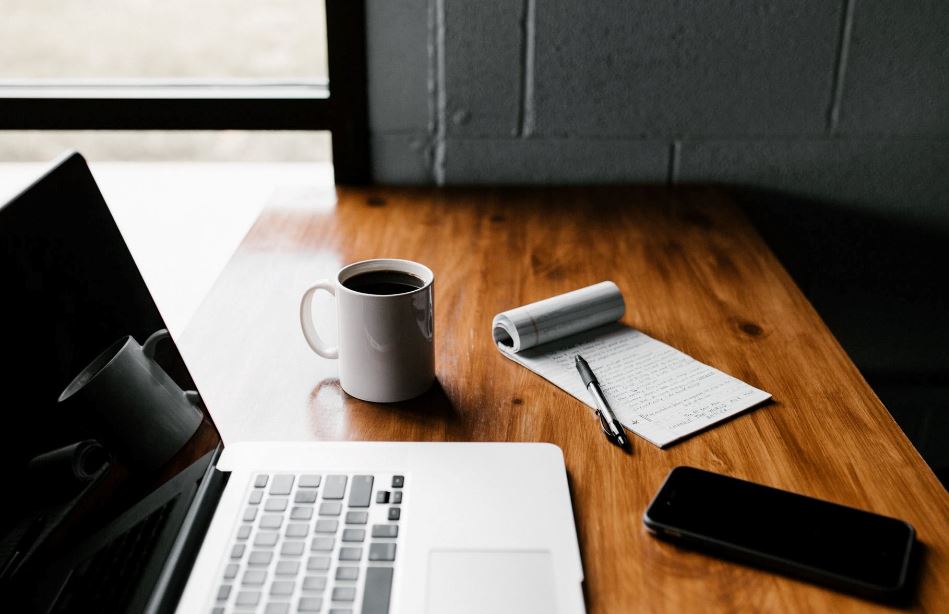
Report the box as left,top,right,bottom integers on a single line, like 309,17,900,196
367,0,949,228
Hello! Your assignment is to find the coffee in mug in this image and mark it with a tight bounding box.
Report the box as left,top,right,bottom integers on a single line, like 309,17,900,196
299,259,435,403
342,270,426,295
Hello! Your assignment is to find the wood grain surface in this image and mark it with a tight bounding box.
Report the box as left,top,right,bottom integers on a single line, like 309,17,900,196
180,185,949,613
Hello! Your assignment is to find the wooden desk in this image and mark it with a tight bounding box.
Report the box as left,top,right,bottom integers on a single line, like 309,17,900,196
181,186,949,612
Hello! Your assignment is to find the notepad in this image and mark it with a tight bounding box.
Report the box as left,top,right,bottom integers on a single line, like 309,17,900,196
492,282,772,447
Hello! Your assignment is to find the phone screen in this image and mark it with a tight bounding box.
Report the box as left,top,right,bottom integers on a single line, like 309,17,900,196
644,467,915,592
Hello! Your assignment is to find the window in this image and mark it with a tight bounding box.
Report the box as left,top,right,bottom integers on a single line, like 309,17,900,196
0,1,368,183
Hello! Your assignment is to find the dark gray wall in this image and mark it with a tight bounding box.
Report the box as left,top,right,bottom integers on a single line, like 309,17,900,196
367,0,949,230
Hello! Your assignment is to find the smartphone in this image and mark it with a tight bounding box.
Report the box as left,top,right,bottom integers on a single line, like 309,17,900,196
643,466,916,599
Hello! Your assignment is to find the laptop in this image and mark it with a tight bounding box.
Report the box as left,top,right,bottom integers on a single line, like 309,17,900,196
0,153,586,614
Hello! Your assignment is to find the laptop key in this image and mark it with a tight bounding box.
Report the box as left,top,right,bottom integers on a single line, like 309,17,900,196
319,501,342,516
328,610,352,614
369,542,397,562
286,522,309,538
339,547,362,561
260,514,283,529
335,566,359,581
315,519,339,533
341,528,365,542
291,506,314,520
216,584,231,600
298,474,321,488
391,491,402,504
264,497,288,512
249,550,273,566
362,567,394,614
371,525,398,538
348,475,373,507
248,490,264,505
295,490,318,504
323,475,347,499
298,597,322,612
391,475,404,488
270,580,295,596
231,544,246,559
302,576,327,592
254,531,279,547
375,491,390,504
264,603,289,614
307,555,331,571
235,590,260,606
388,507,400,521
275,560,300,576
311,536,335,551
243,507,258,522
223,563,240,579
270,474,294,495
236,524,252,539
280,541,305,557
254,474,269,488
345,511,368,525
332,586,356,601
242,569,266,585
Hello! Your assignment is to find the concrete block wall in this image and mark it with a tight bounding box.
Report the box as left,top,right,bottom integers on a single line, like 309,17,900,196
367,0,949,229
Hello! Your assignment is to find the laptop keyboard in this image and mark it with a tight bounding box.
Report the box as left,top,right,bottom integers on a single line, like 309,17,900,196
213,473,403,614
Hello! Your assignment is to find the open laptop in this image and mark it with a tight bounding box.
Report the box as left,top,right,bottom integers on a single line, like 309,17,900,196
0,153,585,614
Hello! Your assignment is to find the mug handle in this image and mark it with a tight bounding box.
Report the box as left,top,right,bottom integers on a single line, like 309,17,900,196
299,281,339,359
142,329,171,359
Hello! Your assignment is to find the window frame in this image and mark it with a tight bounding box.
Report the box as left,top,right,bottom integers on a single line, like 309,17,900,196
0,0,369,184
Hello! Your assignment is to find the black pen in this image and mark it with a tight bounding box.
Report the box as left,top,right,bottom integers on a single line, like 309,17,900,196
575,355,630,449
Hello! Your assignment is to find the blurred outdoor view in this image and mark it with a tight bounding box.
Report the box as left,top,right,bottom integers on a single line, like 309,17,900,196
0,0,331,162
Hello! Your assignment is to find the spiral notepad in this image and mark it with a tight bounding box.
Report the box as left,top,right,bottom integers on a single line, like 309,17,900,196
493,282,771,447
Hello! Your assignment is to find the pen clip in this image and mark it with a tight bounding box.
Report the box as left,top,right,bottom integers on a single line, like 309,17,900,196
595,410,618,442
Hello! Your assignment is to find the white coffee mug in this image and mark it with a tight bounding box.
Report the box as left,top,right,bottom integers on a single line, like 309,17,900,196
299,258,435,402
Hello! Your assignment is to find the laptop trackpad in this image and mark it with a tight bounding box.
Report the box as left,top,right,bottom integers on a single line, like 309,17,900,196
426,550,558,614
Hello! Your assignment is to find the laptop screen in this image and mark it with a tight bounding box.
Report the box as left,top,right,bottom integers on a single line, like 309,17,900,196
0,154,222,610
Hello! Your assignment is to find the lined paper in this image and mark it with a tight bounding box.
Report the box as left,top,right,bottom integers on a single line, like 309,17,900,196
494,284,771,447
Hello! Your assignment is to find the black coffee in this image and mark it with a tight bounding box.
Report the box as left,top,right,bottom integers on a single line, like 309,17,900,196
344,270,425,295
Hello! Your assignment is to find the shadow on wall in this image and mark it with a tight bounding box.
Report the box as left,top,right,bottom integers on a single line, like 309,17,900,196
731,188,949,487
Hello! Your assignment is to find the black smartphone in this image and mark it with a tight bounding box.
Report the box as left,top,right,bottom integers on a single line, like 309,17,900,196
643,466,916,599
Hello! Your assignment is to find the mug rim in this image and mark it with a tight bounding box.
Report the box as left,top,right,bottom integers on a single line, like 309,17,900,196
336,258,434,298
58,335,134,402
